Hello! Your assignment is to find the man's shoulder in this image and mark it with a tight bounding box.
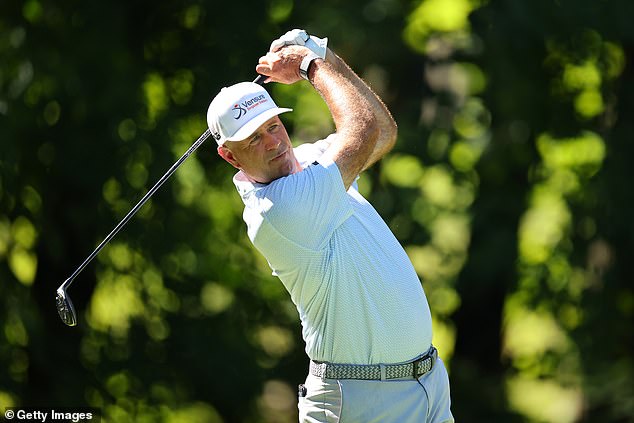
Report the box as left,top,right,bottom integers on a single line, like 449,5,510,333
239,163,337,224
234,172,297,215
293,135,335,167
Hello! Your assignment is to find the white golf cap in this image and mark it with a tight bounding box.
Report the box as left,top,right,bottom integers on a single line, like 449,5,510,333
207,82,292,146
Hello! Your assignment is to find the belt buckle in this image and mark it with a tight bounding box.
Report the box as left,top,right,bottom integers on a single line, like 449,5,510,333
412,346,437,378
412,356,426,378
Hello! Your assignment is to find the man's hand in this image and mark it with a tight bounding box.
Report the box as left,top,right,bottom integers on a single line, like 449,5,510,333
256,45,314,85
269,29,309,52
270,28,328,59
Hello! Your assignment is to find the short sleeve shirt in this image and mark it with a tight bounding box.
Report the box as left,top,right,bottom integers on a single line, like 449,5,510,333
233,139,432,364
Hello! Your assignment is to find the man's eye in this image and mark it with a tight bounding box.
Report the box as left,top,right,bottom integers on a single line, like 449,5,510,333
249,135,261,145
268,124,279,132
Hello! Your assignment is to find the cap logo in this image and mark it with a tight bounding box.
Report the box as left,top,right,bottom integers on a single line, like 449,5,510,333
232,104,247,120
232,94,268,120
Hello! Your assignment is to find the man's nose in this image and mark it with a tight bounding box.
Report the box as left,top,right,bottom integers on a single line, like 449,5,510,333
263,133,281,150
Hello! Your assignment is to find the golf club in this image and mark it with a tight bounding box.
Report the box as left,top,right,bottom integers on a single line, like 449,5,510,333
56,75,266,326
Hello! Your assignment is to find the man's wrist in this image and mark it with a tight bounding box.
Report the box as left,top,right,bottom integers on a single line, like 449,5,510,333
300,52,321,81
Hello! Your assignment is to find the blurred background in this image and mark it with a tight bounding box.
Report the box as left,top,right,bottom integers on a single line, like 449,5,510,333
1,0,633,421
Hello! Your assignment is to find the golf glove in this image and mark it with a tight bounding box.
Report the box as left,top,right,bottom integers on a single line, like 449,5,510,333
270,29,328,59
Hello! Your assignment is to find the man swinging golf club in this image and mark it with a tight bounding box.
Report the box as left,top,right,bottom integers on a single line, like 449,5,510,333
208,29,454,422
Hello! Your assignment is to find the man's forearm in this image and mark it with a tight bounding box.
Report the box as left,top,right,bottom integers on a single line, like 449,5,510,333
308,57,379,189
324,49,398,170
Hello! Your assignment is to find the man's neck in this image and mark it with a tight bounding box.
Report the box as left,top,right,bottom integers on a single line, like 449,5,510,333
241,158,303,184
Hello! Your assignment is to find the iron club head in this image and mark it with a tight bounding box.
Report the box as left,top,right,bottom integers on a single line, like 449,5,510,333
56,286,77,326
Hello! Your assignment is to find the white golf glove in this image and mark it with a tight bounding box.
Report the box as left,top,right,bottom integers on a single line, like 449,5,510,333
269,28,328,59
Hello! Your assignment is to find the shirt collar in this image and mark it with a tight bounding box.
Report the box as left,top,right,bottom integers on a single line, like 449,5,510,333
232,140,326,199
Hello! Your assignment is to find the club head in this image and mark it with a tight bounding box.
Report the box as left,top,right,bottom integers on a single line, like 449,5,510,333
56,287,77,326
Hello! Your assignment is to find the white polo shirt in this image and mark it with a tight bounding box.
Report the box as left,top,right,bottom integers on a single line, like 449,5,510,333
233,138,432,365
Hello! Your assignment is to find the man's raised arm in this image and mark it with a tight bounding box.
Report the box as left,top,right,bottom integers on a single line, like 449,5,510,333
256,43,392,189
322,48,398,172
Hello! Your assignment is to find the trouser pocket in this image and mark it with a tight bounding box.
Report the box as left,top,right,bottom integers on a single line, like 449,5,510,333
298,375,342,423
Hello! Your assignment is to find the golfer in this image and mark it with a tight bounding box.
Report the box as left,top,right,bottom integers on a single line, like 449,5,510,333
207,30,454,422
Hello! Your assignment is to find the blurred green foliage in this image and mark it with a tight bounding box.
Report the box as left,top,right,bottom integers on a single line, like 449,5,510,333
1,0,633,421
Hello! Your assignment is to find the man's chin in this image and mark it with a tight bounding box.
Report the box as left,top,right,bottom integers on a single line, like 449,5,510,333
252,171,289,184
249,160,300,184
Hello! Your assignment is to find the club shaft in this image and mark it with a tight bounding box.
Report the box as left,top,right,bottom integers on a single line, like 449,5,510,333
62,129,212,289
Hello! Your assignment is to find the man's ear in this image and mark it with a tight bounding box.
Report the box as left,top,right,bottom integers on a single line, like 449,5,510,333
217,145,240,169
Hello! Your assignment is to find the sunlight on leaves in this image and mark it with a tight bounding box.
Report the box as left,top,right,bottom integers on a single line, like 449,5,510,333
574,89,604,118
88,273,145,337
200,282,235,314
125,162,148,190
546,32,622,121
452,98,490,139
106,372,131,399
518,188,571,265
427,130,450,160
181,5,202,29
254,326,295,358
507,376,582,423
4,312,29,346
0,391,16,409
103,178,122,204
173,244,198,275
0,219,10,258
197,188,241,231
503,303,569,358
257,380,296,423
603,42,626,79
558,303,583,330
430,214,470,253
382,154,425,188
12,216,37,249
173,155,205,206
451,62,487,95
537,131,605,176
404,0,476,52
169,69,194,106
8,349,28,383
145,316,171,341
449,140,481,171
165,402,223,423
22,0,42,23
143,267,180,313
8,247,37,286
407,245,443,281
21,186,42,215
420,166,455,208
169,116,209,204
80,335,104,367
118,119,137,142
143,73,169,127
431,319,456,367
107,243,134,272
562,61,601,91
429,286,461,316
268,0,294,23
6,217,38,286
43,100,61,126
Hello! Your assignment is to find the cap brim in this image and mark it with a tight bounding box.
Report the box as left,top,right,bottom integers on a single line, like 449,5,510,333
225,107,293,143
